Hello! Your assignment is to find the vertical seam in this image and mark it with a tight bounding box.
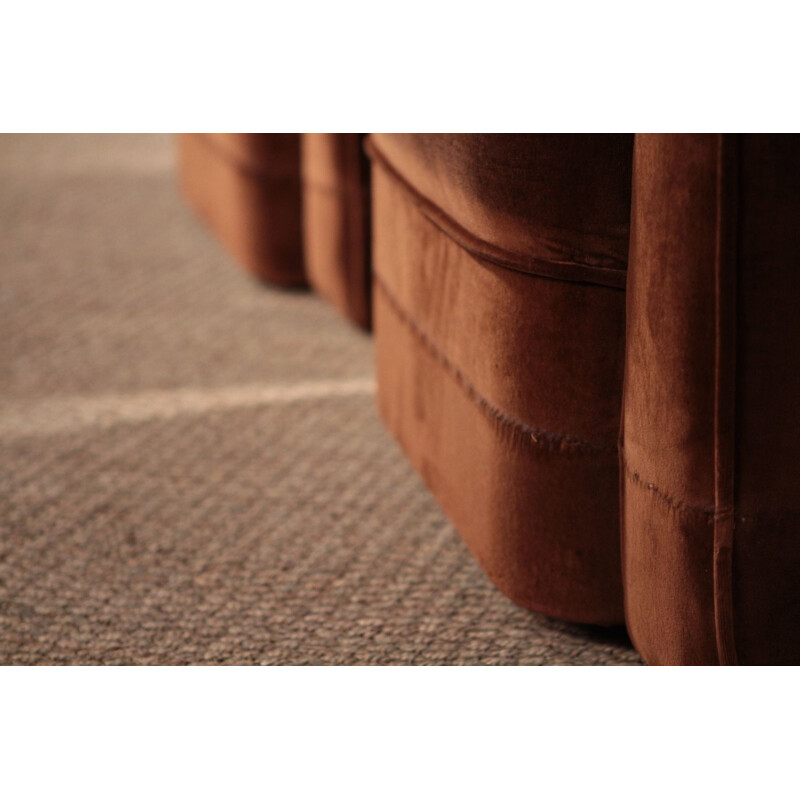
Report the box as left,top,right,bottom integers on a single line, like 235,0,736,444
713,133,740,666
359,135,373,328
341,137,356,321
618,137,637,654
343,135,370,326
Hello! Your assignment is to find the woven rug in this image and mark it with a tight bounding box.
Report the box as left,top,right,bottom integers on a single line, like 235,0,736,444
0,134,642,665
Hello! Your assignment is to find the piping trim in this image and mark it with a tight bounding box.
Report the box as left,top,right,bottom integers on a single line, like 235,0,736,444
712,134,740,666
366,137,628,291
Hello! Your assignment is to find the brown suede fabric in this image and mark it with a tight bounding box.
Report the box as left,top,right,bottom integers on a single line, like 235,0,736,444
622,134,800,665
177,133,305,285
368,134,633,625
176,132,800,663
302,134,371,328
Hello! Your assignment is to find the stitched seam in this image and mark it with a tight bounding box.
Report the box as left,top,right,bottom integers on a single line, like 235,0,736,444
624,463,735,520
374,274,614,455
366,137,628,290
623,461,716,520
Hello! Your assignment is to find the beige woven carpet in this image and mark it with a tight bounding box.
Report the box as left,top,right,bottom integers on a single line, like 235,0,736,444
0,134,642,665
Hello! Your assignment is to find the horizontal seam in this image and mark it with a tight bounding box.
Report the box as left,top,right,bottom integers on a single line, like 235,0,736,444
374,274,615,455
366,137,627,291
622,460,730,521
192,133,300,183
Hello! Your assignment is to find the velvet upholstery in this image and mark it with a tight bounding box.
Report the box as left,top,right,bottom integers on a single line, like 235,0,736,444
177,133,305,285
622,134,800,665
178,132,800,663
301,133,371,328
367,134,633,624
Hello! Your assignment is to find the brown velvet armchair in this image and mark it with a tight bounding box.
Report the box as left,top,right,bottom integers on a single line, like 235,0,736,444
178,133,800,665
